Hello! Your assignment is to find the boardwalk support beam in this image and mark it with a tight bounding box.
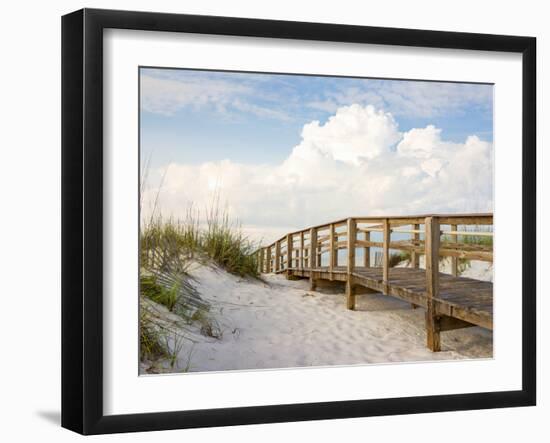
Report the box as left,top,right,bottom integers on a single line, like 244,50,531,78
309,227,317,291
346,218,357,310
286,234,292,278
382,218,390,294
450,223,458,277
425,216,441,351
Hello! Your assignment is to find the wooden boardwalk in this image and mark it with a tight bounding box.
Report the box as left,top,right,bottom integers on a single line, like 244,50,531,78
256,214,493,351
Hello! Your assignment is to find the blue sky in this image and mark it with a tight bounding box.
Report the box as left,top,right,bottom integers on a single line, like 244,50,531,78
140,68,493,168
140,67,494,243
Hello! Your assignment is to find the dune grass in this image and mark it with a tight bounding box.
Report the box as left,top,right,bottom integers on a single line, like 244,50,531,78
389,251,411,267
441,225,493,247
140,308,170,363
140,275,181,312
141,204,259,278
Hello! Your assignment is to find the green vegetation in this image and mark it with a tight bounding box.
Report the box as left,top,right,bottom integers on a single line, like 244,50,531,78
389,251,411,267
141,204,259,278
139,306,189,371
202,205,258,277
140,275,180,312
139,308,170,362
441,225,493,247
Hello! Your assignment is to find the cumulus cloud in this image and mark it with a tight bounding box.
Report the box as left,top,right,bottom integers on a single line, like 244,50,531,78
142,104,493,244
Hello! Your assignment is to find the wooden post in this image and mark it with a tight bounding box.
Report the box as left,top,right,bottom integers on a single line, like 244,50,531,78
450,223,458,277
258,249,264,274
300,231,304,269
382,219,390,294
275,241,280,273
363,230,370,268
286,234,293,279
267,246,272,273
411,223,420,269
346,218,357,310
286,234,292,270
329,223,335,279
309,227,317,290
425,216,441,352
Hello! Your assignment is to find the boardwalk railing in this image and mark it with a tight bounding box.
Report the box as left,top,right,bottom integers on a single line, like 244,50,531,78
255,214,493,351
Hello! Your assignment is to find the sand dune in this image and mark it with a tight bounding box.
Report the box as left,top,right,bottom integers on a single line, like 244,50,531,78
140,260,492,374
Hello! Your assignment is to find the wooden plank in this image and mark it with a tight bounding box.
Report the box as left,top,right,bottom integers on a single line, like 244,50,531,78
388,240,493,262
329,223,336,276
438,216,493,225
347,218,356,274
309,227,317,290
382,219,390,292
300,231,304,269
346,278,356,310
288,234,294,270
411,223,420,269
355,240,384,248
444,230,493,237
450,224,458,277
346,218,356,310
363,230,370,268
357,227,383,233
275,240,281,273
258,248,264,273
425,216,441,352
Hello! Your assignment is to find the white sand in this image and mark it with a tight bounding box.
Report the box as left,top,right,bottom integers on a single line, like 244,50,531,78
141,259,492,374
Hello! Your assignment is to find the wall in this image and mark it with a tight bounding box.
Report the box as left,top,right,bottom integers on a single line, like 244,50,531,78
0,0,546,441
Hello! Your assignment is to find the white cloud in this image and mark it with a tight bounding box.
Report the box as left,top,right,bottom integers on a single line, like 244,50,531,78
140,74,292,120
142,105,493,244
309,80,493,118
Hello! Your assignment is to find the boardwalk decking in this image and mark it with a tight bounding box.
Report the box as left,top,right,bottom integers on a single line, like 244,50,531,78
256,214,493,352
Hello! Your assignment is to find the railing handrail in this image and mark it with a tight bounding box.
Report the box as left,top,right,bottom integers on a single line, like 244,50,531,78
257,213,493,252
255,213,493,276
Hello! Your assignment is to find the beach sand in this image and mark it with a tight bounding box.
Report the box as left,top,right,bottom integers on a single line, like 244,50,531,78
140,259,493,374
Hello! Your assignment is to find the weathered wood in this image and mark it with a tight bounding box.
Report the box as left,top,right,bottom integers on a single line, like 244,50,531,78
347,218,356,273
357,227,384,233
346,218,356,310
291,266,492,330
355,240,383,248
267,246,272,273
346,278,356,310
309,227,317,290
275,241,281,273
438,216,493,225
444,230,493,237
286,234,292,270
392,228,423,234
256,213,493,351
382,219,390,293
300,231,304,269
450,224,458,277
388,240,493,262
411,223,420,269
329,223,336,276
363,230,370,268
258,249,264,273
425,216,441,351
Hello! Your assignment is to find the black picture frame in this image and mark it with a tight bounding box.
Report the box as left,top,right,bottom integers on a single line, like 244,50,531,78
61,8,536,435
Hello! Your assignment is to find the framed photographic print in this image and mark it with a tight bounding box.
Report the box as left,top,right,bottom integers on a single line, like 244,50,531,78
61,8,536,435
